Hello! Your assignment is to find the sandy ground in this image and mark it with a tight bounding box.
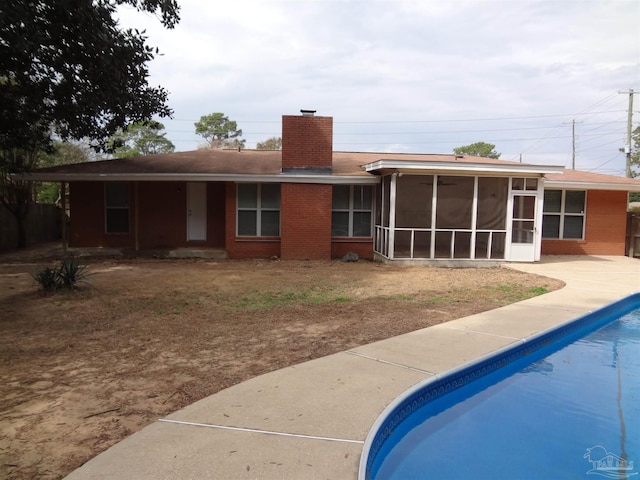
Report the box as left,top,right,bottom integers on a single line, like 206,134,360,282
0,246,563,479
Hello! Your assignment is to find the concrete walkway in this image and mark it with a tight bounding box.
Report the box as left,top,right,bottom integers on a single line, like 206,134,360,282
65,256,639,480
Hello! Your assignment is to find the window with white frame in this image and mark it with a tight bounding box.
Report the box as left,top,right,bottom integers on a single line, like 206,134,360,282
332,185,373,237
237,183,280,236
542,189,586,239
105,183,130,233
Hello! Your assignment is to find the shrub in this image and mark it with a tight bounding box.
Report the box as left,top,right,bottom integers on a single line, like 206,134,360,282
33,266,61,292
57,259,90,289
33,259,91,292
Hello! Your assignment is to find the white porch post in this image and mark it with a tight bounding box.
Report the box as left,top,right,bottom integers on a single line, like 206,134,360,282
470,176,478,260
534,177,545,261
505,178,513,259
389,173,397,260
430,175,438,259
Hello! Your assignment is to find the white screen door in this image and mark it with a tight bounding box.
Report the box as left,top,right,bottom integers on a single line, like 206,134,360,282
509,193,537,261
187,183,207,241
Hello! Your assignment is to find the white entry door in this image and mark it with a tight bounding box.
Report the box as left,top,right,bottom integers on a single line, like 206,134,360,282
187,183,207,241
509,193,538,261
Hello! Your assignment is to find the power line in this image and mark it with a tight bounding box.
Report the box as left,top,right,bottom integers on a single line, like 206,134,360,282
162,122,626,136
168,110,626,125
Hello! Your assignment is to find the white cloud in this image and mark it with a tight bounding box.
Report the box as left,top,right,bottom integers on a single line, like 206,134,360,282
118,0,639,175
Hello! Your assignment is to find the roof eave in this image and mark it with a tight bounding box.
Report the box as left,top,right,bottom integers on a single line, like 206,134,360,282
363,160,565,175
544,180,640,192
14,172,380,185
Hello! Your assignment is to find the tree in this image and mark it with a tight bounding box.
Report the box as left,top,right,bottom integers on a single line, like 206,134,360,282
0,0,180,247
453,142,501,159
256,137,282,150
0,149,39,248
194,113,244,149
109,121,175,158
37,141,94,203
1,0,180,152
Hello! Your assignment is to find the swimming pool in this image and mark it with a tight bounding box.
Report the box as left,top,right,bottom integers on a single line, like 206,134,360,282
360,293,640,480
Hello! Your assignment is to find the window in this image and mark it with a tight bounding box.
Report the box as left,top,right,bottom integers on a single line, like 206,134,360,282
512,177,538,191
237,183,280,236
105,183,130,233
542,190,586,239
332,185,373,237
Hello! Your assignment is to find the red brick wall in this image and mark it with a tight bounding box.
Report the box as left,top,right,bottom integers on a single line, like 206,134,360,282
282,115,333,170
224,183,280,259
138,182,185,248
69,181,226,250
280,183,332,260
69,181,134,248
542,190,628,255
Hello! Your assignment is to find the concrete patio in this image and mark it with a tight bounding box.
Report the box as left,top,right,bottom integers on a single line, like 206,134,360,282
65,256,639,480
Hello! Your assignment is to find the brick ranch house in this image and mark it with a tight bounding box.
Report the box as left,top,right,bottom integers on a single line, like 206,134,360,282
25,112,640,262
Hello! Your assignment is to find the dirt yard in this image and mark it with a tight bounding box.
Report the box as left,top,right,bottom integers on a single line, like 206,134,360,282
0,246,564,479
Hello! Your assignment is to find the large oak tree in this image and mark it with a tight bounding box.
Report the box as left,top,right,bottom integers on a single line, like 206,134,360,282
0,0,180,247
194,113,245,149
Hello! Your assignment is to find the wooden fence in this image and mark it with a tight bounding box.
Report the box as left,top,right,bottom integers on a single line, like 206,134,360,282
0,203,61,251
626,212,640,258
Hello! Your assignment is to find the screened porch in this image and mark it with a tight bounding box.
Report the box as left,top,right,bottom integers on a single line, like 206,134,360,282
374,173,541,261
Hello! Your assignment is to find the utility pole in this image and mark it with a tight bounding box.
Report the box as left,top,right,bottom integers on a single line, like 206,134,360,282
563,119,582,170
619,89,635,178
571,119,576,170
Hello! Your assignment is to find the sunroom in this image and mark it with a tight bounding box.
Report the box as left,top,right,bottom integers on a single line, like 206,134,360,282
364,159,565,263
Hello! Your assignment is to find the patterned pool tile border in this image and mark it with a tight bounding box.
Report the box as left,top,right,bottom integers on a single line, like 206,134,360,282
359,292,640,480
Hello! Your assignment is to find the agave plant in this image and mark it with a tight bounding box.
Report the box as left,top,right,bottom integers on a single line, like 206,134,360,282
32,266,61,292
57,259,91,289
33,259,92,292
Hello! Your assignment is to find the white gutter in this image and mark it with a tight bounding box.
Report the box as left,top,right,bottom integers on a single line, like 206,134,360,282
364,159,565,175
545,180,640,192
15,172,380,185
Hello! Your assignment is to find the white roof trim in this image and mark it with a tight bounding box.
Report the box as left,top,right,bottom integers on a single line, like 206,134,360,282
545,180,640,192
363,159,565,175
16,172,380,185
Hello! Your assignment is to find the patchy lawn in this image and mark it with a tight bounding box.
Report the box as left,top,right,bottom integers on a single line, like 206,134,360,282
0,252,563,479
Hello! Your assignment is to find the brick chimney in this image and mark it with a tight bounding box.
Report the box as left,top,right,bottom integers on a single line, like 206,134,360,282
281,111,333,172
279,110,333,260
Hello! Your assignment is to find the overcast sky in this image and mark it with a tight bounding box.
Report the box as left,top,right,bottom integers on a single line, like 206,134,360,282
118,0,639,175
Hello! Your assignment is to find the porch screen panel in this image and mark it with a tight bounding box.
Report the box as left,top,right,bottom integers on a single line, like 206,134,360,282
491,232,506,259
435,176,474,229
475,232,490,259
454,232,472,258
394,230,412,258
382,176,391,228
395,175,433,228
476,177,508,230
414,231,431,258
435,231,452,258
